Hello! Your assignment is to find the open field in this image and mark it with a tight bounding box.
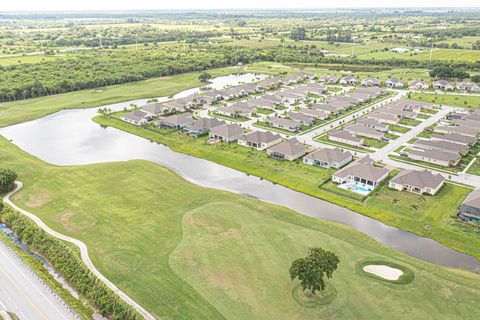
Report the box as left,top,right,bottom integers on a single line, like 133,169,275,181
1,136,479,319
0,54,61,66
0,67,239,127
93,116,480,259
410,93,480,109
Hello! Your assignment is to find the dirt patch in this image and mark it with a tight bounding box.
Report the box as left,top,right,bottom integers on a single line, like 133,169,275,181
24,189,53,208
57,210,97,233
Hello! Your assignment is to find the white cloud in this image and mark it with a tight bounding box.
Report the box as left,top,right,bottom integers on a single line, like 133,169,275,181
2,0,479,11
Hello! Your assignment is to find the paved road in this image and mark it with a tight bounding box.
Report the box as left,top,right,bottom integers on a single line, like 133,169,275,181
370,106,453,161
3,182,156,320
0,239,78,320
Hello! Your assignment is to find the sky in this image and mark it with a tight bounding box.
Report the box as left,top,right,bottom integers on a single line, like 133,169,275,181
2,0,479,12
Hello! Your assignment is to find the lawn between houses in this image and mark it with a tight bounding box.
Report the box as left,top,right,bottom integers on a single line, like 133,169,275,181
410,93,480,109
94,115,480,260
1,136,479,320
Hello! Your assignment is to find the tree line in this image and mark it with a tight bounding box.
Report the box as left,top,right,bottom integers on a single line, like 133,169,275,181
0,204,142,319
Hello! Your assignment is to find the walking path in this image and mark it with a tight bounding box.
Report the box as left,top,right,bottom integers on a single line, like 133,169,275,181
3,181,156,320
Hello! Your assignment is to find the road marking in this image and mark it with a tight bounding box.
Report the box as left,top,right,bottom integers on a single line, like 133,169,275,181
0,264,49,320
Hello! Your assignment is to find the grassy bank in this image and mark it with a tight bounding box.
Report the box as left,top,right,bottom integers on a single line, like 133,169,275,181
0,67,238,128
410,93,480,108
93,116,480,259
0,136,479,319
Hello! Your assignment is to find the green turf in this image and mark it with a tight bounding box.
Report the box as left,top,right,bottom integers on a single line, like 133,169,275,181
93,117,480,259
0,67,236,127
1,126,479,320
388,125,410,133
410,93,480,109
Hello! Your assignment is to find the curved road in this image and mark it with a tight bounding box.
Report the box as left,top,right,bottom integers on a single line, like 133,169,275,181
3,181,156,320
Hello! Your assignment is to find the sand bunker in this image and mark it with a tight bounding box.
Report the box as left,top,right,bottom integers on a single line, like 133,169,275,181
363,264,404,280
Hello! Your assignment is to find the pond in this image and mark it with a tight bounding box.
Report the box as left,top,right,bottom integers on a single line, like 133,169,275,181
0,73,478,273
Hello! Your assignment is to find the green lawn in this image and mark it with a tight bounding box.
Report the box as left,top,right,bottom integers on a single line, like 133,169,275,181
399,118,422,126
388,124,410,134
1,136,479,320
417,113,431,119
411,93,480,109
94,116,480,259
0,67,236,127
360,136,388,149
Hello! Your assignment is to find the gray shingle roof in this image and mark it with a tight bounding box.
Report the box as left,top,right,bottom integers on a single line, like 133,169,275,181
390,169,444,189
333,160,389,182
210,123,243,138
462,189,480,210
267,138,307,157
241,131,281,144
304,148,352,163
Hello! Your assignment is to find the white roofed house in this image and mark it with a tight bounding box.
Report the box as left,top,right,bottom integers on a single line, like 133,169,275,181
458,189,480,222
267,138,308,161
389,169,445,195
340,75,358,86
303,148,353,169
238,131,282,150
288,112,315,126
216,102,256,118
456,81,480,92
203,90,224,105
140,103,172,118
360,78,381,87
385,78,404,88
120,109,149,125
318,75,339,84
328,130,364,147
432,80,454,91
408,79,429,90
209,123,244,143
332,156,390,189
266,117,301,132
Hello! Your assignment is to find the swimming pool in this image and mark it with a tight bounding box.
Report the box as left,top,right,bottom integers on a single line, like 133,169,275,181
338,182,373,195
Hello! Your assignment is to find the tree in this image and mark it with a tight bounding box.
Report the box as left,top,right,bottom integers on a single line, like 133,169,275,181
289,247,340,296
0,169,17,193
290,26,306,41
198,72,212,82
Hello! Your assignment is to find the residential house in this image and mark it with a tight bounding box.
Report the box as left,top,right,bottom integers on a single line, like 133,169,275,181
184,118,225,135
435,126,478,138
332,157,390,188
202,90,224,105
340,75,358,86
238,131,282,150
267,138,308,161
346,92,371,103
120,110,149,125
456,82,480,92
431,133,477,146
310,103,340,115
407,149,461,167
356,117,389,132
386,78,404,88
164,99,188,112
367,111,399,125
249,97,279,110
158,113,194,130
303,148,352,169
256,77,282,90
458,189,480,222
288,112,315,126
318,74,339,84
413,139,469,154
329,130,364,147
216,102,255,118
266,117,301,132
344,123,385,140
140,103,172,118
361,78,381,87
355,86,384,98
304,83,327,95
389,169,445,195
432,80,454,91
209,123,244,143
299,108,329,120
408,80,429,90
